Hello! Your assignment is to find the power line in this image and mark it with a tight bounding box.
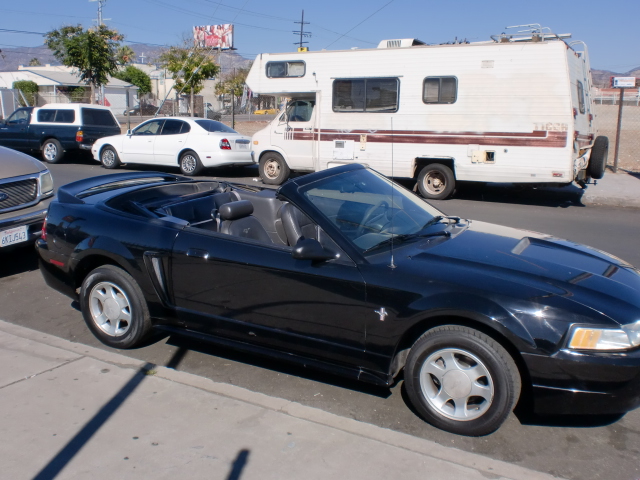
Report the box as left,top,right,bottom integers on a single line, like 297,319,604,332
324,0,396,49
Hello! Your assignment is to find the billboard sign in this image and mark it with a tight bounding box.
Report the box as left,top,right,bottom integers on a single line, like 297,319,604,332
611,77,637,88
193,24,234,50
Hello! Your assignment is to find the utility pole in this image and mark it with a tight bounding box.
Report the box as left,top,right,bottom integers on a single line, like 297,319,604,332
293,10,311,50
90,0,110,105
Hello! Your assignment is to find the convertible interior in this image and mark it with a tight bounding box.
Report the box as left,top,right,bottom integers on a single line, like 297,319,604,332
106,181,320,248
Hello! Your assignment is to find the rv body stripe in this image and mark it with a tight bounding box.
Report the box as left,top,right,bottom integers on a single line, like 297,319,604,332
289,129,567,148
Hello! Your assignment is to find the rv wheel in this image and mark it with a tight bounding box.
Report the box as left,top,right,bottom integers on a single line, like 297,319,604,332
588,136,608,180
260,152,290,185
417,164,455,200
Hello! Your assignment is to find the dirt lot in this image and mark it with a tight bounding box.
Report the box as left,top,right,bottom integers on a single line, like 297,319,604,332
594,104,640,172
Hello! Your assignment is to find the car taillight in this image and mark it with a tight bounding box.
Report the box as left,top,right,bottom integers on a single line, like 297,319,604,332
220,139,231,150
41,217,47,241
76,130,84,142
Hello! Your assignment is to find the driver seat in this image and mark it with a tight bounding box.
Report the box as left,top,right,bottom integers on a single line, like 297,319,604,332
279,203,317,246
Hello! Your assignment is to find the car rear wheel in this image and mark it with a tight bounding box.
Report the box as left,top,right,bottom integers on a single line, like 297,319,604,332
260,152,290,185
405,325,521,436
80,265,152,349
41,139,64,164
417,164,455,200
180,151,204,176
588,136,608,180
100,146,121,169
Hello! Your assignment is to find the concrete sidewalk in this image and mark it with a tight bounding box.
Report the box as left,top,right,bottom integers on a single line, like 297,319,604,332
0,320,561,480
580,170,640,208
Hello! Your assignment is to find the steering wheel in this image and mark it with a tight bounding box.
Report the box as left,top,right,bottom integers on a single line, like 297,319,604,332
356,200,390,236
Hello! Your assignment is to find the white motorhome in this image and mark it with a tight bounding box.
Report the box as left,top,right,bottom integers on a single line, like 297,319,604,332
246,28,608,199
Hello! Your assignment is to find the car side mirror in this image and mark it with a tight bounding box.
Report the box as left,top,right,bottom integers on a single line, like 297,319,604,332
292,238,336,262
126,129,132,136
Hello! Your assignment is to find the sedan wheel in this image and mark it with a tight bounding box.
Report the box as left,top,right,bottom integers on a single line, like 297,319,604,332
80,265,152,349
405,325,521,436
180,151,203,176
100,146,121,169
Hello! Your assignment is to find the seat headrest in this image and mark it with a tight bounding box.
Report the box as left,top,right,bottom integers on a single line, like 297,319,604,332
212,191,241,208
219,200,253,221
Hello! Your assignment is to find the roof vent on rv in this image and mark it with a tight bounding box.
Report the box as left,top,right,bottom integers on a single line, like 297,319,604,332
377,38,426,48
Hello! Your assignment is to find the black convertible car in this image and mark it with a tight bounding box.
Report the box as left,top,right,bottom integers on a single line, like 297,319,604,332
36,164,640,436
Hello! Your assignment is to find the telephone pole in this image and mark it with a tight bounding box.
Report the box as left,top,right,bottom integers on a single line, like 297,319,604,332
293,10,311,50
90,0,110,26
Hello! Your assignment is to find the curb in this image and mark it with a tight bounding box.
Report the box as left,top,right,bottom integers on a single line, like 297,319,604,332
0,319,561,480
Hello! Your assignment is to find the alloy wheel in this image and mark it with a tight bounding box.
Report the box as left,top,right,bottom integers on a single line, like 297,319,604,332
88,281,132,336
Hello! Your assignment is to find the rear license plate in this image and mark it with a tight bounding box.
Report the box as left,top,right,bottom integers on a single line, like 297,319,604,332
1,225,28,247
235,143,249,150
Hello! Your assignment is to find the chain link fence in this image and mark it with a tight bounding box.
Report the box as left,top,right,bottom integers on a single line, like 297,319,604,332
593,89,640,173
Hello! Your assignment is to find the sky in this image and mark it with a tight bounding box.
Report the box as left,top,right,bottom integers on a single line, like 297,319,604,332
1,0,638,71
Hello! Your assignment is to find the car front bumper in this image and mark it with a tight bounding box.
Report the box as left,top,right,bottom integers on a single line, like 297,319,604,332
523,349,640,415
0,199,52,250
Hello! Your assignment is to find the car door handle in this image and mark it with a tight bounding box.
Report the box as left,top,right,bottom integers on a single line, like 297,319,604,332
186,248,209,259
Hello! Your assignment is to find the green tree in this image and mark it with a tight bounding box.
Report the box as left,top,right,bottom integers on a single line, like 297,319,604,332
214,67,249,98
45,24,123,103
159,45,219,115
12,80,39,106
116,45,135,65
28,58,41,66
114,65,152,94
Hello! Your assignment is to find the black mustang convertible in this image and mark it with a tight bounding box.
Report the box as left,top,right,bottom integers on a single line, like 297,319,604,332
37,164,640,436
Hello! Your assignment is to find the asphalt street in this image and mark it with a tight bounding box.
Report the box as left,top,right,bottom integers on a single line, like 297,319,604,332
1,157,639,480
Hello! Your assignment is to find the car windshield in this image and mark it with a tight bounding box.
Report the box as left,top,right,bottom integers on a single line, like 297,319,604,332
194,120,237,133
300,168,444,252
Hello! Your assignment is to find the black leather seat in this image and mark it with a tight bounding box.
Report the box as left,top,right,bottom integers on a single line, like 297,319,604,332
219,200,272,243
279,203,317,246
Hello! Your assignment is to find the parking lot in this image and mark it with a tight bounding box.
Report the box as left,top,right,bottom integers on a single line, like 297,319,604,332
2,157,639,480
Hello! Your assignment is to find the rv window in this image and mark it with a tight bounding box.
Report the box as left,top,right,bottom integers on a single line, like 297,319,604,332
332,78,399,113
286,100,315,122
266,61,306,78
423,77,457,104
577,81,586,114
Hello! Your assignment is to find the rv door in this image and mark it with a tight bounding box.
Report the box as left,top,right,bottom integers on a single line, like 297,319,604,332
272,99,316,170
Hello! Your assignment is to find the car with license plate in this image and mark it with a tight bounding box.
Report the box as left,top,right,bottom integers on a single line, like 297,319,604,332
92,117,254,176
0,145,54,249
36,164,640,436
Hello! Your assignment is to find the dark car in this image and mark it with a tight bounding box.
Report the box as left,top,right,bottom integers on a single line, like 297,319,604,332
35,164,640,436
0,103,121,163
123,104,158,116
0,146,54,249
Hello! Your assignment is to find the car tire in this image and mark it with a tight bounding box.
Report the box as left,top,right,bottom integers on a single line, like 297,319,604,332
179,151,204,176
260,152,290,185
79,265,152,349
588,136,608,180
417,164,455,200
405,325,521,436
100,146,121,169
41,138,64,164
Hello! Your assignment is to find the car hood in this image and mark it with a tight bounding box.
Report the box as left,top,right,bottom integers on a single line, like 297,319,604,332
0,146,46,178
404,220,640,325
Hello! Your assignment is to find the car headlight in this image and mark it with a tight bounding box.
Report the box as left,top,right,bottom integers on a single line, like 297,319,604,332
569,321,640,351
40,170,54,195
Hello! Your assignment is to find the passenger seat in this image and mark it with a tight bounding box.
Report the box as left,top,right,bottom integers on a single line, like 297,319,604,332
219,200,273,243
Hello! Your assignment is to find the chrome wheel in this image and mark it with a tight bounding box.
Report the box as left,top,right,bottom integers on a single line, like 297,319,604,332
423,170,447,196
263,158,281,180
88,281,132,337
181,154,197,174
419,348,494,421
43,142,58,161
101,149,116,167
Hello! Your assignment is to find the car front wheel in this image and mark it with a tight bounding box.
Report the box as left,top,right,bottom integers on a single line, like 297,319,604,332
80,265,152,349
405,325,521,436
100,146,121,169
259,152,290,185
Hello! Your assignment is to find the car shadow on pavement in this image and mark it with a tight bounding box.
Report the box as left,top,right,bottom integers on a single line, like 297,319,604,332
515,410,624,429
164,334,394,399
0,245,39,278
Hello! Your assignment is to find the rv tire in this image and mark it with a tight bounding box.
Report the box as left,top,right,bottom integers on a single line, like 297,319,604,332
260,152,290,185
417,164,455,200
588,136,608,180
